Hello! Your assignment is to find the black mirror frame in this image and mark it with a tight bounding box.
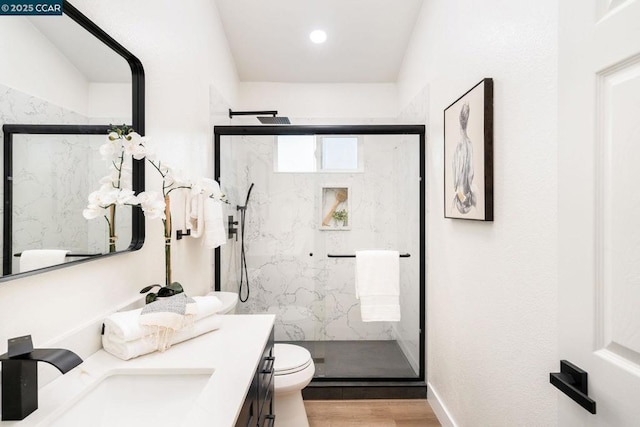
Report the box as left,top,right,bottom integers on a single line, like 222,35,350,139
1,0,145,280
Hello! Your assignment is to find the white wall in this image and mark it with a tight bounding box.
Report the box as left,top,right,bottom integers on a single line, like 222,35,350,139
398,1,559,425
237,82,399,121
0,18,89,115
0,0,238,357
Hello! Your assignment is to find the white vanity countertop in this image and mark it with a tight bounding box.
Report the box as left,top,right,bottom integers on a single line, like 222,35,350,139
0,314,275,427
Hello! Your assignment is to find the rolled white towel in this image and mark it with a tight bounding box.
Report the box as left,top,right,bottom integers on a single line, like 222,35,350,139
102,315,223,360
103,295,223,343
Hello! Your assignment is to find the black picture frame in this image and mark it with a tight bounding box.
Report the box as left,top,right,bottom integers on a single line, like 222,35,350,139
444,78,493,221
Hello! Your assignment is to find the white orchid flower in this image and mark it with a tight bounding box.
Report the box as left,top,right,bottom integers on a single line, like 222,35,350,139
99,172,118,186
117,189,138,205
88,188,118,207
99,140,123,162
107,131,119,141
137,191,166,220
120,172,133,190
122,135,149,161
130,144,148,160
82,204,103,219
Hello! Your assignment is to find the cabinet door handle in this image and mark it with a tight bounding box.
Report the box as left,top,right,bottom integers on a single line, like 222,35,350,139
549,360,596,414
261,356,275,374
263,415,275,427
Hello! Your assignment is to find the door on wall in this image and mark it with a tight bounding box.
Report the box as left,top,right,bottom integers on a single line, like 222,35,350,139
558,0,640,425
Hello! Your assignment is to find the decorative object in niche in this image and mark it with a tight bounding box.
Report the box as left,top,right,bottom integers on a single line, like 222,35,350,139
332,209,348,227
444,78,494,221
83,126,227,303
320,186,350,230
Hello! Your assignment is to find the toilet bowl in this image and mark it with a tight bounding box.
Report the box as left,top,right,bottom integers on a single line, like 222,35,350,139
273,343,315,427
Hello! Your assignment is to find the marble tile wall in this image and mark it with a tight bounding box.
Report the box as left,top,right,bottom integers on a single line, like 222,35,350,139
219,132,421,371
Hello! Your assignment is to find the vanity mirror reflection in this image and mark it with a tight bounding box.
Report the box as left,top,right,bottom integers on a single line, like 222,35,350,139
0,1,145,280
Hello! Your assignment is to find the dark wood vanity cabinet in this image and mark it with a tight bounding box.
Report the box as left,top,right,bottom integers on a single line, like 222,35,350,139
236,327,275,427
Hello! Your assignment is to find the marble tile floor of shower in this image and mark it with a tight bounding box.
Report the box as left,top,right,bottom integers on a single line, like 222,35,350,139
280,340,417,378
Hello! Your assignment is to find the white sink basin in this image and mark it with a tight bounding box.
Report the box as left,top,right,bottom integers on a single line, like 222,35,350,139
44,369,214,427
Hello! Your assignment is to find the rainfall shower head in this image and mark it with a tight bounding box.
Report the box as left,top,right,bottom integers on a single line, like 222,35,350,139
229,109,291,124
257,116,291,124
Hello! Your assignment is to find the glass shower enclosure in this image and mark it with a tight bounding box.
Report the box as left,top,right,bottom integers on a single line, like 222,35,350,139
215,125,425,397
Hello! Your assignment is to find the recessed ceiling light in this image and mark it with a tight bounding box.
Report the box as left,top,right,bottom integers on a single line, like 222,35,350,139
309,30,327,44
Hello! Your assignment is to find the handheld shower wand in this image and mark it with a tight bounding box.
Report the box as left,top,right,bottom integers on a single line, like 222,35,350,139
238,183,254,302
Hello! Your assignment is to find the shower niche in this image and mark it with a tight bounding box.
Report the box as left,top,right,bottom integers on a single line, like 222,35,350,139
320,186,350,230
214,125,425,399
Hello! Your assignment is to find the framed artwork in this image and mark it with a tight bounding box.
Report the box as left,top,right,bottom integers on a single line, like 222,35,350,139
320,186,350,230
444,78,493,221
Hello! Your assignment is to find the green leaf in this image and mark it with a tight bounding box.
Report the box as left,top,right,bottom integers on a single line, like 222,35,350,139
140,284,161,294
145,293,158,304
157,287,175,297
167,282,184,293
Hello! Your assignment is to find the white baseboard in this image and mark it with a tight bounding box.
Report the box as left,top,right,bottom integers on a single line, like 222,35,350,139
427,381,457,427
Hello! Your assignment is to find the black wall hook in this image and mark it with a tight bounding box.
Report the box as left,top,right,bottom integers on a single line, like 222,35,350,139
176,229,191,240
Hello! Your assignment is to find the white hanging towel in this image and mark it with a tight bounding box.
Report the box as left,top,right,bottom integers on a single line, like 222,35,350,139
185,193,205,238
355,250,401,322
202,195,226,248
185,178,226,248
19,249,70,273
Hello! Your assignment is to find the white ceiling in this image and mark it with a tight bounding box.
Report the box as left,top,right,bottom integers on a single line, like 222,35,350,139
214,0,424,83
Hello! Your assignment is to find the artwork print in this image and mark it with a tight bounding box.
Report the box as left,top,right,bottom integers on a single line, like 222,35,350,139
444,78,493,221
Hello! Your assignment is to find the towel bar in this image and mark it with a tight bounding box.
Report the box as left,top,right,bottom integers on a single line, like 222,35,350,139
327,254,411,258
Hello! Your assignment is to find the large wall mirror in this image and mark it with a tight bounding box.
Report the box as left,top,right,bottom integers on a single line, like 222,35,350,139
0,1,145,280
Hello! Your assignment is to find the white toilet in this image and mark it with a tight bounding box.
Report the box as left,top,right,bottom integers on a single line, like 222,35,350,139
273,343,315,427
207,291,239,314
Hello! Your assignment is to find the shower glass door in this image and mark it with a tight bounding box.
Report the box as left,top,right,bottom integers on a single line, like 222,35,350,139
215,125,424,382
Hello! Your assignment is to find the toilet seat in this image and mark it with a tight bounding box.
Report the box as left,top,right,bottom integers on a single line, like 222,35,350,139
274,344,312,375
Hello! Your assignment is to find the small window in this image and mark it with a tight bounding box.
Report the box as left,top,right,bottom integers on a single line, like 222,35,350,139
275,135,316,172
275,134,361,173
321,136,359,171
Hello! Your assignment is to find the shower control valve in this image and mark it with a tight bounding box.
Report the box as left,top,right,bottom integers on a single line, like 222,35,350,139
228,215,239,241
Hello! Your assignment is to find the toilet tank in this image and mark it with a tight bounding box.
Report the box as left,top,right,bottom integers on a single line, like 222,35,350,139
208,291,238,314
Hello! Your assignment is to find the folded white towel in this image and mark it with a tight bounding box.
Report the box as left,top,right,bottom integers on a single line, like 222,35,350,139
19,249,70,272
102,315,223,360
103,295,223,343
139,293,196,351
355,250,401,322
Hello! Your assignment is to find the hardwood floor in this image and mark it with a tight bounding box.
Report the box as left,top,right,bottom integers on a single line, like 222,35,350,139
304,399,441,427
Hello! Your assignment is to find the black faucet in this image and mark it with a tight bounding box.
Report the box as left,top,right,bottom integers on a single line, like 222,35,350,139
0,335,83,421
